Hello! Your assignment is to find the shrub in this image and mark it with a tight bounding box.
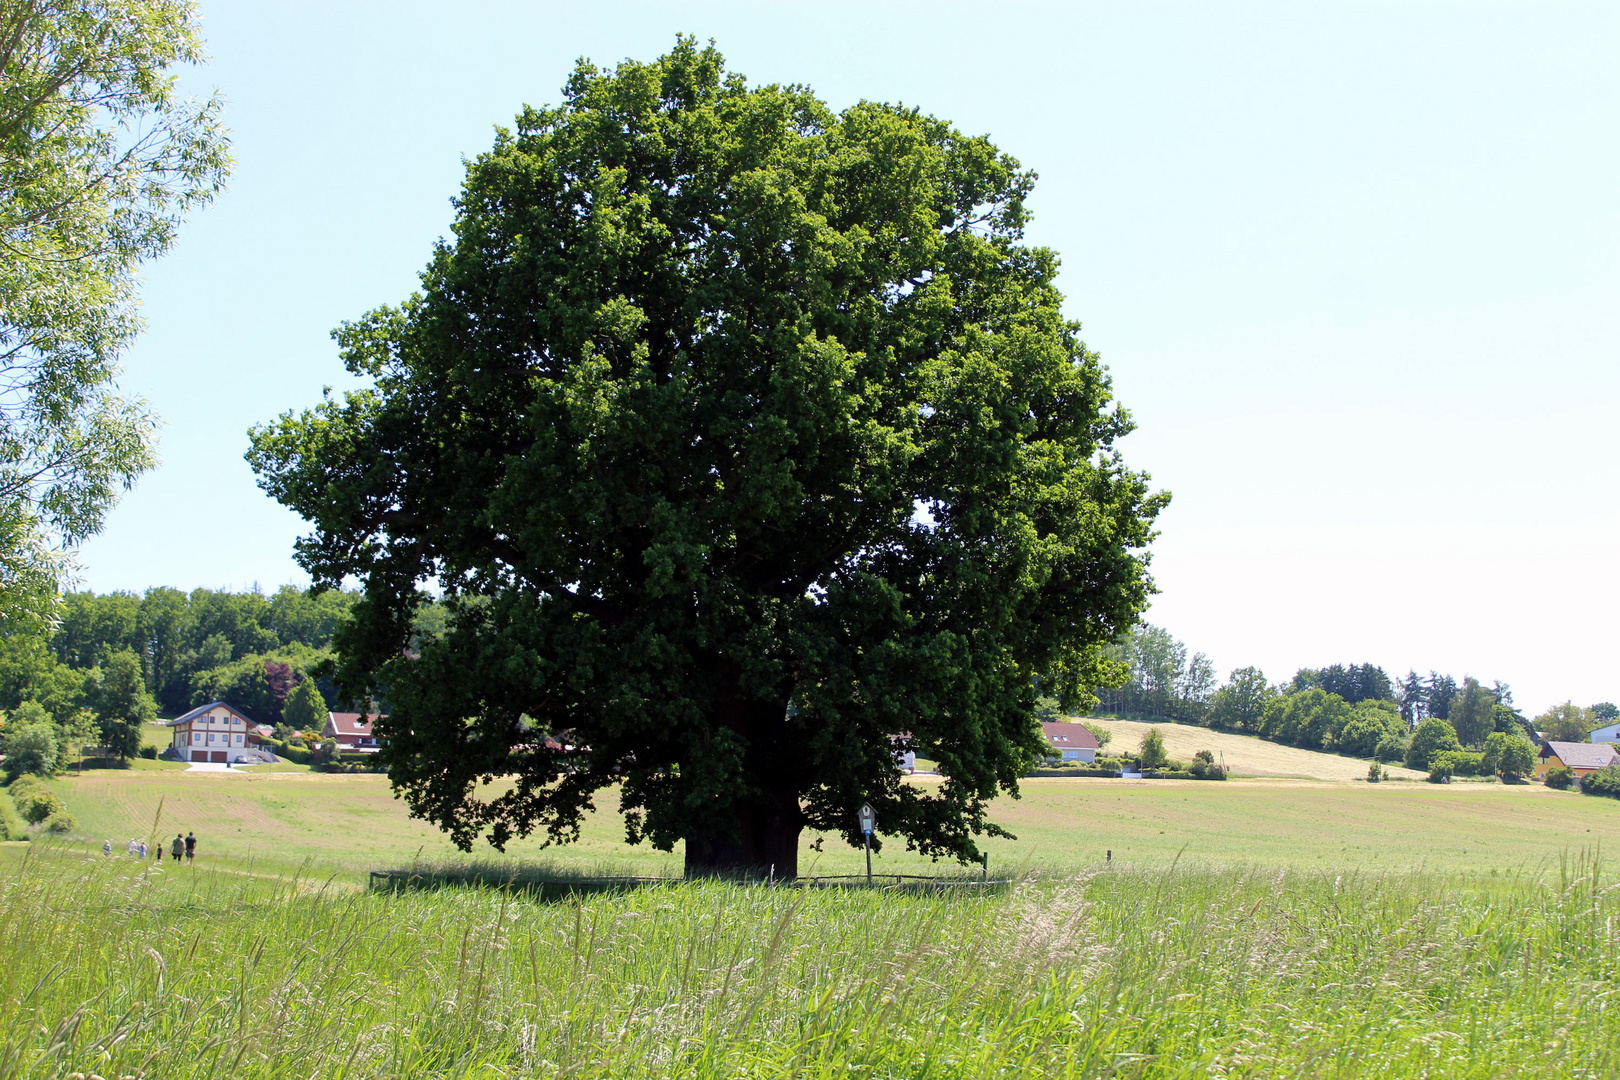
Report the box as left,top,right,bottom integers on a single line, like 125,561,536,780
1367,763,1382,782
1337,701,1404,758
1373,733,1408,763
1427,761,1453,783
43,811,76,833
268,739,313,765
1482,731,1537,780
1545,766,1573,790
1189,750,1226,780
1431,751,1485,777
0,788,28,841
1406,718,1462,770
1,720,58,779
13,786,63,824
1580,762,1620,799
138,745,157,760
1138,727,1169,770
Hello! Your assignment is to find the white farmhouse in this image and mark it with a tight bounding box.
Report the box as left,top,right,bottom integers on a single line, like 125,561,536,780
1592,722,1620,745
166,701,268,764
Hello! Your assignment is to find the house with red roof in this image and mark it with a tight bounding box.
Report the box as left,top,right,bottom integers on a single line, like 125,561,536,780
1040,721,1100,763
322,712,383,752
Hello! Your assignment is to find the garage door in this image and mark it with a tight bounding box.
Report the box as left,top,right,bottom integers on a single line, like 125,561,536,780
210,751,227,763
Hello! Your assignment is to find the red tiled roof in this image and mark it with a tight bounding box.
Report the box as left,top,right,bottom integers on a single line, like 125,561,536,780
327,712,381,736
1040,721,1101,751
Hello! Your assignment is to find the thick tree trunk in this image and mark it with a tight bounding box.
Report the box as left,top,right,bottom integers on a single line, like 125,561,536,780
683,784,805,880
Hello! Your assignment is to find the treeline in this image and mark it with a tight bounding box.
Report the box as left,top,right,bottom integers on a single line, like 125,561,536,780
0,587,385,773
3,586,358,724
1087,623,1615,772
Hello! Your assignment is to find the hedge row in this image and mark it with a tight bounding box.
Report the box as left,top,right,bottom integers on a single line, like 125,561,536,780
265,739,314,764
1431,750,1487,777
0,787,28,841
1581,764,1620,799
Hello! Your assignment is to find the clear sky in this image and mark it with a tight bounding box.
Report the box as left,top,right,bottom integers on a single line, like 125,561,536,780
78,1,1618,716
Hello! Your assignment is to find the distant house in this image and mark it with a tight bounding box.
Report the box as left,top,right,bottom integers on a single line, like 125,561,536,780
1040,721,1100,763
166,702,271,764
1536,741,1619,780
1591,722,1620,745
323,712,383,752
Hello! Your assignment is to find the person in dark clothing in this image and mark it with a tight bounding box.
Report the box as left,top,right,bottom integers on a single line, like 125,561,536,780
184,832,196,862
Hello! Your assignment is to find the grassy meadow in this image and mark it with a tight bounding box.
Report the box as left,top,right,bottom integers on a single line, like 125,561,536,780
22,761,1620,880
2,842,1618,1078
9,726,1620,1077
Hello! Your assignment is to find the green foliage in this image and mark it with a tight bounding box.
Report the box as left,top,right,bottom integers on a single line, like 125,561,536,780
1406,718,1462,770
1580,762,1620,799
1495,736,1537,781
1262,688,1353,751
282,677,327,733
1593,703,1618,722
1537,702,1593,743
11,780,63,823
42,809,75,833
265,738,312,765
86,647,155,759
245,41,1165,876
1138,727,1169,770
1033,696,1063,723
1373,733,1409,763
1291,663,1394,704
1544,766,1573,790
37,587,354,715
1206,666,1276,732
1430,751,1485,778
1449,677,1496,748
1093,624,1215,722
0,0,230,630
1188,749,1225,780
1482,731,1537,780
1367,763,1382,782
1427,760,1453,783
1083,723,1112,752
0,785,27,839
1335,699,1404,758
0,715,57,778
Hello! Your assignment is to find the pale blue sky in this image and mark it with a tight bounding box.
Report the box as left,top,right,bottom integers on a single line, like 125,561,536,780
80,1,1618,714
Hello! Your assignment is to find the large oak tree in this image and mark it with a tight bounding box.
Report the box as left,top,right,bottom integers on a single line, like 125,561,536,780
248,41,1165,878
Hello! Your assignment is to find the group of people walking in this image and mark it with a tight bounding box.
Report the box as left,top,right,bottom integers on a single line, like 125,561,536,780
104,832,197,863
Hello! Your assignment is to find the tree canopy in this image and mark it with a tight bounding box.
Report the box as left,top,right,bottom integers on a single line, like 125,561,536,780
1536,702,1593,744
0,0,228,629
248,41,1165,877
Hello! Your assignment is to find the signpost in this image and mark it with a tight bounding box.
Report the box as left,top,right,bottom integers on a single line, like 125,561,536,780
858,802,875,884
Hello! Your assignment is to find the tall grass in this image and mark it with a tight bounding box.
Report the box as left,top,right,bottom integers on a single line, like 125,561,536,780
1,845,1617,1078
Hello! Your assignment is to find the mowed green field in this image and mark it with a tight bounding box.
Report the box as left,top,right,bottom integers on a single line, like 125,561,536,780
31,764,1620,880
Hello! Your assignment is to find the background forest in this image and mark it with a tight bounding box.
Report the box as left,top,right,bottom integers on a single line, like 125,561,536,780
0,587,447,771
1079,623,1616,775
